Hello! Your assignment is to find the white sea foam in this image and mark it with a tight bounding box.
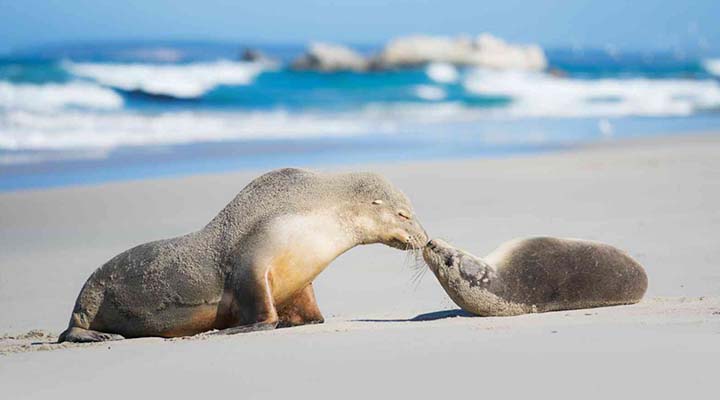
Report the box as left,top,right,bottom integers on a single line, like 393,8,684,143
426,62,459,83
0,102,496,151
704,59,720,77
414,84,447,100
0,81,124,111
463,69,720,117
0,110,380,150
63,60,267,98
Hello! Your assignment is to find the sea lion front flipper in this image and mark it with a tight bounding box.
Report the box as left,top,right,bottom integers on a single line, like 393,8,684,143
277,283,325,327
215,263,280,336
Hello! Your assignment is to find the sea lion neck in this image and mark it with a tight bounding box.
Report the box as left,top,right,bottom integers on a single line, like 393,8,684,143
200,191,357,257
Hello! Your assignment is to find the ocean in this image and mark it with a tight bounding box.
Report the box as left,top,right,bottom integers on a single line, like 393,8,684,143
2,41,720,191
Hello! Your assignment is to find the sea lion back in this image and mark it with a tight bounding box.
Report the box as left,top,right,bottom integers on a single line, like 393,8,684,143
494,237,648,311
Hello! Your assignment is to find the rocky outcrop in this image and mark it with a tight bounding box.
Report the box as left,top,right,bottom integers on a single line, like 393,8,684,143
240,48,276,64
290,34,547,72
291,42,368,72
371,34,547,71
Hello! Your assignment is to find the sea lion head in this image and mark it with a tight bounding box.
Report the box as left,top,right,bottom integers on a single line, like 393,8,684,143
423,238,494,285
344,172,427,250
423,238,463,277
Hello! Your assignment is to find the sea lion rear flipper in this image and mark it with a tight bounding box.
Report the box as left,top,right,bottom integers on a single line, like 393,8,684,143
206,321,278,336
57,327,125,343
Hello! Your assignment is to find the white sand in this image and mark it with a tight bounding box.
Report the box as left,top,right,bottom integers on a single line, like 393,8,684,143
1,134,719,399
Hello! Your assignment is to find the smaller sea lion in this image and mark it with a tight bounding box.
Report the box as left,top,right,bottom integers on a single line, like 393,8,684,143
423,237,647,316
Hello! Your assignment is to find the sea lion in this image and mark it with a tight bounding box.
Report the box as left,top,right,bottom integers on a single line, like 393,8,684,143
58,168,427,342
423,237,647,316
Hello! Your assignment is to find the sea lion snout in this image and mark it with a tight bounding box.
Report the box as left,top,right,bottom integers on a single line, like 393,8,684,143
425,238,447,250
425,238,453,254
383,214,427,250
397,208,428,248
423,238,459,271
407,218,428,248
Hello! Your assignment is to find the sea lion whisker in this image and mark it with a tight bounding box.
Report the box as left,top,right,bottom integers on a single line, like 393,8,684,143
409,264,428,289
414,270,429,288
403,249,417,270
408,248,427,271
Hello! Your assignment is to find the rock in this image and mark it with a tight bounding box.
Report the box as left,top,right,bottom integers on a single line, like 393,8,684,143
371,34,547,71
239,48,277,65
291,42,368,72
240,48,265,62
371,35,474,68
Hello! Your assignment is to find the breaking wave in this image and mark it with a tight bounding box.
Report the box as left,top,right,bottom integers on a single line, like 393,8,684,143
414,84,447,101
0,103,498,151
463,69,720,117
63,60,268,98
0,81,123,111
426,62,459,83
0,109,379,150
704,58,720,77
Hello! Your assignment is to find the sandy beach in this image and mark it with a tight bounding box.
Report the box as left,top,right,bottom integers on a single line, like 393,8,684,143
1,133,719,399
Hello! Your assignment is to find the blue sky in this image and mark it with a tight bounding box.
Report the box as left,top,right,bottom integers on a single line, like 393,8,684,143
1,0,719,54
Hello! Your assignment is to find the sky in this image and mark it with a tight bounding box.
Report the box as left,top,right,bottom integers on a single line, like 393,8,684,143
1,0,719,54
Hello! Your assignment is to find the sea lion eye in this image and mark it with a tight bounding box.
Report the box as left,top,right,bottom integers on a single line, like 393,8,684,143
372,199,383,205
444,255,455,267
398,210,411,220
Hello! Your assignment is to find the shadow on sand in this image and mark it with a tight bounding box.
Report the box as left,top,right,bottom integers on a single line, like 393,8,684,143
353,309,474,323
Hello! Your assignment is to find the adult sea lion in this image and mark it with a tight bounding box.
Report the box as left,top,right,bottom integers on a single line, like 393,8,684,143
59,168,427,342
423,237,647,316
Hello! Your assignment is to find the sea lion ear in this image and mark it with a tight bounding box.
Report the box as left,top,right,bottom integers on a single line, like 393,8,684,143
460,259,481,276
372,199,383,205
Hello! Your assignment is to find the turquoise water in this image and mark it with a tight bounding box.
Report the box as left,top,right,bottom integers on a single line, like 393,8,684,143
1,42,720,191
